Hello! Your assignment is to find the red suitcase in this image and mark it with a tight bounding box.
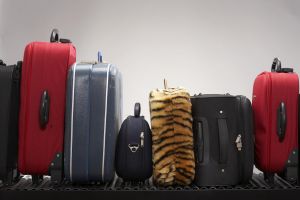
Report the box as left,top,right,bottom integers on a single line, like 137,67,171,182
252,58,299,181
18,30,76,179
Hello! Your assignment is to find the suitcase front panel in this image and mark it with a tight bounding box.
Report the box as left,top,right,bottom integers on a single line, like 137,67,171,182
64,63,121,183
19,42,76,174
0,66,15,180
192,95,241,186
253,72,299,172
269,73,298,171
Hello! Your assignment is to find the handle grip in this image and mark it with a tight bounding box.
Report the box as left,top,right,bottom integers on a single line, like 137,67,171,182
134,103,141,117
217,118,229,164
196,122,204,163
50,29,71,43
271,57,282,72
277,101,287,142
40,91,50,128
271,58,293,73
50,29,59,43
0,59,6,66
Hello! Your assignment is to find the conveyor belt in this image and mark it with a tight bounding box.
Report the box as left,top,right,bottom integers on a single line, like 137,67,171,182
0,174,299,200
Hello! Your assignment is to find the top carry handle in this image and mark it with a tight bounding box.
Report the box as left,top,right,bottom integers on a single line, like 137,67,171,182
50,29,71,43
0,60,6,66
271,58,293,73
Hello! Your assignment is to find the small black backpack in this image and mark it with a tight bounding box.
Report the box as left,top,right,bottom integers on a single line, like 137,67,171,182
115,103,153,181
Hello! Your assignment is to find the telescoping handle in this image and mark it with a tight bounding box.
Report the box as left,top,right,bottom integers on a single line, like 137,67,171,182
271,58,293,73
271,58,282,72
50,29,71,43
98,51,103,63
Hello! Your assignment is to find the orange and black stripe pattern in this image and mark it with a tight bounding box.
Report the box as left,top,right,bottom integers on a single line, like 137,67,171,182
149,88,195,186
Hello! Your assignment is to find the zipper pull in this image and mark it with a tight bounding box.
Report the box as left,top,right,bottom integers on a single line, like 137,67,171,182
235,134,242,151
140,132,144,148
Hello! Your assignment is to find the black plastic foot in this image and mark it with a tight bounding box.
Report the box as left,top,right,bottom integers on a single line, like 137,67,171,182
264,172,275,185
32,175,43,185
49,152,63,184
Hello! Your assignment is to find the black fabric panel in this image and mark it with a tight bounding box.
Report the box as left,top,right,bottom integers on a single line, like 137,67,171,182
115,115,152,181
191,94,253,186
0,63,21,183
237,96,254,183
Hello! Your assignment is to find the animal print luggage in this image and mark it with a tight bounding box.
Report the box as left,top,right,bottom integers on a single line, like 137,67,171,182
149,81,195,186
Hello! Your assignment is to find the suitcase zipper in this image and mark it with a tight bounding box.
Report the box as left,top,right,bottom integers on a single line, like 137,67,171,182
267,73,272,170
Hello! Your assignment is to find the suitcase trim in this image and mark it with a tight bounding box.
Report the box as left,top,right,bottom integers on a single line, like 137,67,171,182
101,64,111,182
69,63,77,182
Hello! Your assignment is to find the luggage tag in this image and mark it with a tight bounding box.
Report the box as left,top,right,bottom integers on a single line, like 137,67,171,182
79,51,107,65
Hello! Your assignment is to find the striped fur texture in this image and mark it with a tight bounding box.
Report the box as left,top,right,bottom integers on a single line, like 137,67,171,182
149,88,195,186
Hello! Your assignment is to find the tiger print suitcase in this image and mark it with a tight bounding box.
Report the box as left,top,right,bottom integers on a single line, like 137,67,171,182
149,82,195,186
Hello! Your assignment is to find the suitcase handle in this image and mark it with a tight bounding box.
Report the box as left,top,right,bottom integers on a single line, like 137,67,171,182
98,51,103,63
277,102,287,142
217,118,229,164
271,58,281,72
0,59,6,66
134,103,141,117
39,91,50,128
50,29,71,43
196,122,204,163
271,58,294,73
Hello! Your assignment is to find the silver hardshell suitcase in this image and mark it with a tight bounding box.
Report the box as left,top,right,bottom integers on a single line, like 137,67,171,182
64,53,122,183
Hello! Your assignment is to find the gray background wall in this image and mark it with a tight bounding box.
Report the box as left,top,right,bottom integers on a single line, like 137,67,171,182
1,0,300,121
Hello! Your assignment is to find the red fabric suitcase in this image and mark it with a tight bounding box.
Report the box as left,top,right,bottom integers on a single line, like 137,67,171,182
18,30,76,177
252,58,299,180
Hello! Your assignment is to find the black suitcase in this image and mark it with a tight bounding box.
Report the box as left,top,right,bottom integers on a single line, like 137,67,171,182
191,94,254,186
0,60,21,184
115,103,153,181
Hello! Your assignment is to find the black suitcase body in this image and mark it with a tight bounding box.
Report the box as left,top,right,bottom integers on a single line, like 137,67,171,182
191,94,254,186
0,60,21,184
115,103,153,181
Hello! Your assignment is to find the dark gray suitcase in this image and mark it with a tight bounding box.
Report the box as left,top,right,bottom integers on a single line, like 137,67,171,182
0,60,21,184
64,56,122,183
191,94,254,186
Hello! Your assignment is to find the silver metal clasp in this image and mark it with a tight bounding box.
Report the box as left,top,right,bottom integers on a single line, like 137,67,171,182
235,134,242,151
140,132,144,147
128,144,139,153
